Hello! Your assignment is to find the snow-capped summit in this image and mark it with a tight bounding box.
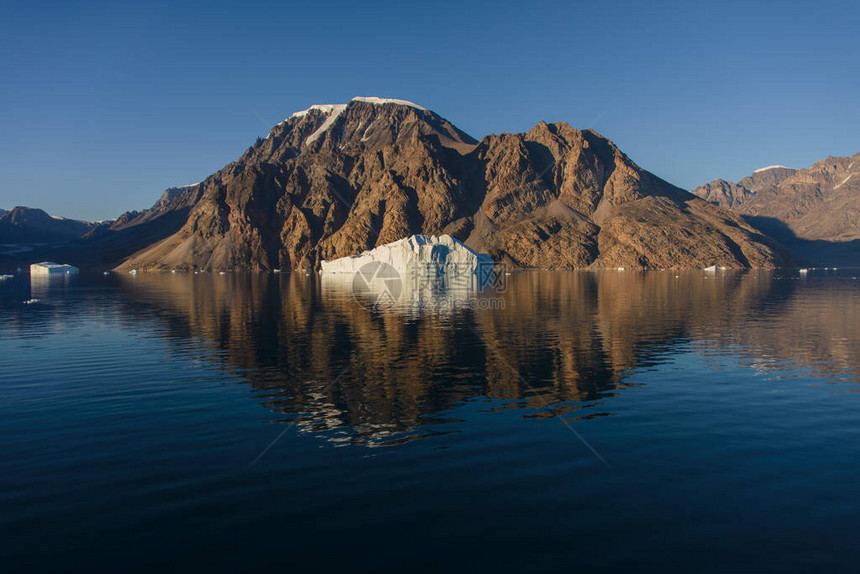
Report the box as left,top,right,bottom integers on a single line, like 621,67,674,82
350,96,426,111
265,96,475,152
285,97,427,123
285,97,426,122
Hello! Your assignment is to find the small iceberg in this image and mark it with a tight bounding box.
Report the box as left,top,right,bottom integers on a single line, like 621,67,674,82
30,262,79,277
320,235,496,315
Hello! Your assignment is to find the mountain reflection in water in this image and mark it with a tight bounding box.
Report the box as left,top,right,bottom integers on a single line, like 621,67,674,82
83,270,860,447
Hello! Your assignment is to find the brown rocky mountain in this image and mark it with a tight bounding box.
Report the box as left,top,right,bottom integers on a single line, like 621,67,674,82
108,97,790,271
0,206,98,243
692,155,860,264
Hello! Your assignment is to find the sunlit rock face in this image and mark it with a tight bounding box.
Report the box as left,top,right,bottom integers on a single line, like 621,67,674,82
320,234,493,275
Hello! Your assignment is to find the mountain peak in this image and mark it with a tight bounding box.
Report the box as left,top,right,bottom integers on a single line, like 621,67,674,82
349,96,426,110
287,97,426,122
0,205,96,243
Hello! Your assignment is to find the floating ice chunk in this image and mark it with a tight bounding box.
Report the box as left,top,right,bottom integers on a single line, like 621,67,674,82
320,234,493,276
30,262,79,276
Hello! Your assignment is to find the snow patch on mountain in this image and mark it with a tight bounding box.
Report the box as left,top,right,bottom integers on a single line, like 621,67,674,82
753,165,790,173
834,174,853,189
305,104,348,145
289,104,343,119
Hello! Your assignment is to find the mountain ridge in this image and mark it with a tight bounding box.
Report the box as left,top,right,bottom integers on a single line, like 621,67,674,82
114,98,791,271
0,206,100,244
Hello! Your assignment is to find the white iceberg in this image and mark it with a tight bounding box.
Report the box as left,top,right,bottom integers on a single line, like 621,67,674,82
29,262,79,277
320,235,497,315
320,235,493,276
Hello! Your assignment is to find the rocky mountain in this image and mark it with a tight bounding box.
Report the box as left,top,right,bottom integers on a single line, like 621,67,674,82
111,97,790,271
692,155,860,264
0,206,98,243
693,158,860,241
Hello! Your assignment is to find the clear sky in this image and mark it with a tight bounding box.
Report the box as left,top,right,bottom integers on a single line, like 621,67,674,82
1,0,857,221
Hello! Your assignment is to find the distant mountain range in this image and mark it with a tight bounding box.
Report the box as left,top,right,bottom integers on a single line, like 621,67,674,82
9,96,856,271
692,153,860,264
0,207,101,243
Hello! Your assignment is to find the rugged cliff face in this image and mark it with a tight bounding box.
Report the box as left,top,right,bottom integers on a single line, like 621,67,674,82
115,97,791,271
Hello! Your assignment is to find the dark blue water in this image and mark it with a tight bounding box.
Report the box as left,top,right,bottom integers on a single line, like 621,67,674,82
2,270,860,572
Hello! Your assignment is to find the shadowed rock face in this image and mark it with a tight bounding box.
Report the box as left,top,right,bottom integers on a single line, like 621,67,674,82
115,99,792,271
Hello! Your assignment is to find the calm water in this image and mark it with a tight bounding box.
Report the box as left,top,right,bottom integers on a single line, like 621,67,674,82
2,270,860,572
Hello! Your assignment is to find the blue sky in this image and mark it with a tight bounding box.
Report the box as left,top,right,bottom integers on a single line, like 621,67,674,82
1,0,857,220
